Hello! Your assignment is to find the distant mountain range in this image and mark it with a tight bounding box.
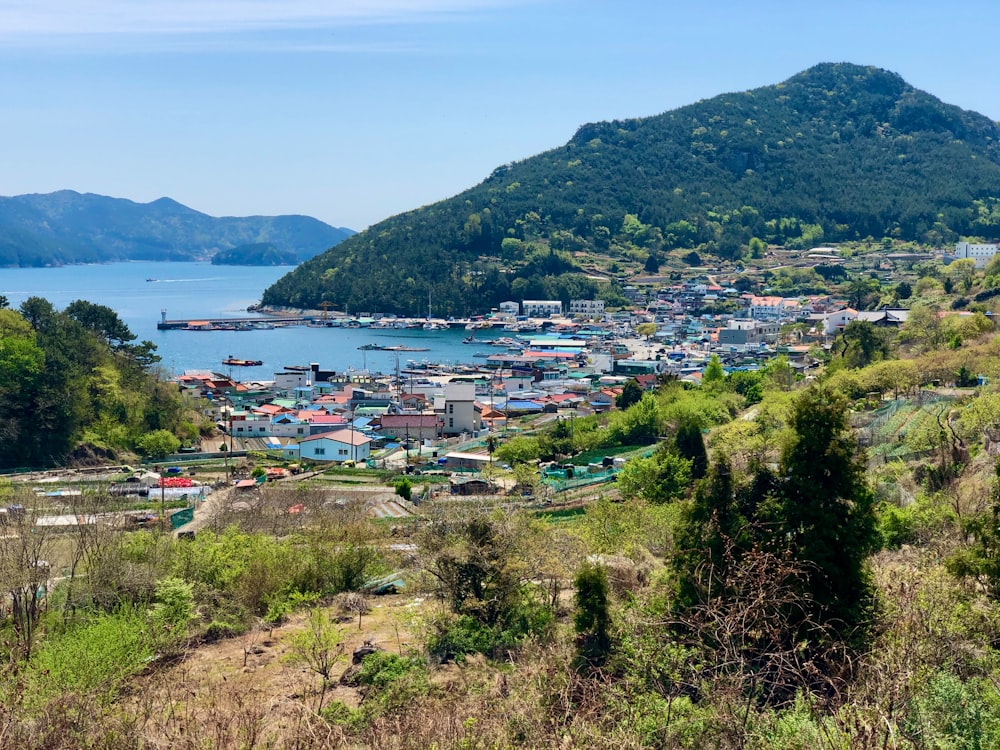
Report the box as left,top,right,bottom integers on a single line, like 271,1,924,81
261,62,1000,317
0,190,354,267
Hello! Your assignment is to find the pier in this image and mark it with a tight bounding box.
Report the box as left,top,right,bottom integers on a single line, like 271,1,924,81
157,315,314,330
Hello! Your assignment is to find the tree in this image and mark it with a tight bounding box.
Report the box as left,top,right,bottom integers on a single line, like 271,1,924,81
833,320,891,368
947,258,976,293
615,379,643,410
0,492,55,659
948,461,1000,598
616,446,691,504
574,563,611,668
702,355,725,386
635,322,658,340
643,252,661,273
494,436,542,466
674,418,708,479
779,387,878,640
285,608,344,711
419,509,530,628
671,387,878,674
65,299,136,350
607,392,661,445
135,429,181,459
846,277,881,310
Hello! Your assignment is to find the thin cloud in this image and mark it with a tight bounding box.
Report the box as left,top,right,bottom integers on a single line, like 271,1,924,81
0,0,533,38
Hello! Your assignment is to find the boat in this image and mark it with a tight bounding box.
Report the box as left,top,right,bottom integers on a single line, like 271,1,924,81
222,357,263,367
462,334,476,344
146,278,157,282
358,343,385,351
384,345,430,352
423,322,446,330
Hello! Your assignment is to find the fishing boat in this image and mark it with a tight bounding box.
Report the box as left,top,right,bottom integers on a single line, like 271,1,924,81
222,357,263,367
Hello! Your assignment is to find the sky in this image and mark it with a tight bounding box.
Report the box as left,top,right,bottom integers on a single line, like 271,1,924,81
1,0,998,231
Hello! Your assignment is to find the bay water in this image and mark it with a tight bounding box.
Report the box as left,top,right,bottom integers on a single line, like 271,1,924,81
0,261,496,378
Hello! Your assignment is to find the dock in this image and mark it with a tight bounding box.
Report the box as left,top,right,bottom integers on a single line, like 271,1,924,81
157,315,314,330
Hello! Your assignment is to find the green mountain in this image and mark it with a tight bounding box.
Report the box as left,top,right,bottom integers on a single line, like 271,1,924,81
0,191,354,267
261,62,1000,317
211,242,298,266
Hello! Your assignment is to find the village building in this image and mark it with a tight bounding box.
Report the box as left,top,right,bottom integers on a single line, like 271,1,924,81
297,429,372,464
955,241,999,268
569,299,606,317
522,299,563,317
717,319,781,346
440,382,481,436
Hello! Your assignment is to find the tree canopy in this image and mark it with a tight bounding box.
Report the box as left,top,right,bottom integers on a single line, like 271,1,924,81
263,63,1000,315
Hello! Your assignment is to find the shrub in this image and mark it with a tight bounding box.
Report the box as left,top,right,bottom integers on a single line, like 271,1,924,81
394,478,412,502
425,597,553,663
26,608,154,707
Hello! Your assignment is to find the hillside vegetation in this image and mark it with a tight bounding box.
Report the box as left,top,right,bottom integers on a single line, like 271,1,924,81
0,295,206,468
10,292,1000,746
262,62,1000,316
0,191,354,267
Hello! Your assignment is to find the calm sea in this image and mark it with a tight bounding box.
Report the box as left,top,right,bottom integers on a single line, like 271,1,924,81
0,261,496,377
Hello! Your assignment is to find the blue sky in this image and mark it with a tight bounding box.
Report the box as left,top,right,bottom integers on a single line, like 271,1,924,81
1,0,997,230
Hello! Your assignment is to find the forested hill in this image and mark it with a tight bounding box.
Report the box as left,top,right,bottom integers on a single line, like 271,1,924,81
262,62,1000,317
0,191,354,267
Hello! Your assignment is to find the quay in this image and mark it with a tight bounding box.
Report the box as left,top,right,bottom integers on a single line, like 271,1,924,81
157,315,314,330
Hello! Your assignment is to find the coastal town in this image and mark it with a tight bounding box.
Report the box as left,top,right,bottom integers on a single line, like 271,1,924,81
176,251,930,479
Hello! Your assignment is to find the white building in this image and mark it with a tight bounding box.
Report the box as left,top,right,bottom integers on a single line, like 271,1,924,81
441,382,481,436
498,301,520,316
522,300,562,318
298,430,372,464
815,308,858,336
274,369,312,394
747,295,802,320
955,241,999,268
569,299,606,317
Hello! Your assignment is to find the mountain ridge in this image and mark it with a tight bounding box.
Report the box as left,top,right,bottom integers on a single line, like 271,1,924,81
261,62,1000,316
0,190,354,267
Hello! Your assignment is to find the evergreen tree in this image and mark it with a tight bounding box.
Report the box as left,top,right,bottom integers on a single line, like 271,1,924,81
615,379,643,410
674,418,708,480
672,456,739,611
779,387,878,641
573,562,612,668
702,355,725,386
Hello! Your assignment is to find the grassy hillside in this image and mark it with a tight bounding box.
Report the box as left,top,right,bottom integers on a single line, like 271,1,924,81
262,62,1000,316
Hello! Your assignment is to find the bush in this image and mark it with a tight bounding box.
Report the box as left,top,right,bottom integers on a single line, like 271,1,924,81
394,478,412,502
425,597,554,663
904,673,1000,748
26,608,154,707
